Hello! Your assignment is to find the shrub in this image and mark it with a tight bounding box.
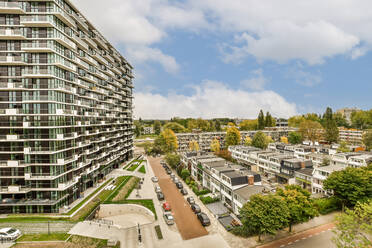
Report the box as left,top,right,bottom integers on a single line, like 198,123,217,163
314,196,342,215
200,196,219,204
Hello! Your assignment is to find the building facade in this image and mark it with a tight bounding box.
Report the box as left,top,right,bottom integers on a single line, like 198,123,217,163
0,0,134,213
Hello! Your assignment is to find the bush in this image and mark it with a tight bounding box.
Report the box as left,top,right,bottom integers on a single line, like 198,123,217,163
192,186,211,196
200,196,219,204
314,197,342,215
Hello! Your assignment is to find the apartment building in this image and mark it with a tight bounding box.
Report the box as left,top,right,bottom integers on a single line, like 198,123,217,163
0,0,134,214
142,126,153,135
312,164,344,195
338,128,364,145
176,129,291,152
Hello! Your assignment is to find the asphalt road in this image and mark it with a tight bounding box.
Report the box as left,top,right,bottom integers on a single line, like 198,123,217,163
148,156,208,240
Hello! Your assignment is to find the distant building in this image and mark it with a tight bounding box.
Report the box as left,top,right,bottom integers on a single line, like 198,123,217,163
337,108,360,123
143,126,154,135
275,118,288,127
338,127,364,145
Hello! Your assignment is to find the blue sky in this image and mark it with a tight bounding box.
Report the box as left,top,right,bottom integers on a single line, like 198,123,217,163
73,0,372,119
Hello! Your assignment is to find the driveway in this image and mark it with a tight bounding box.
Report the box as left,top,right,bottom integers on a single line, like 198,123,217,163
148,157,208,240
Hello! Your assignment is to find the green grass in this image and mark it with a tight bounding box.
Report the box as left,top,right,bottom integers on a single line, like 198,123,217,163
127,162,140,171
104,176,132,203
65,178,113,215
135,134,158,140
138,165,146,174
0,216,71,223
17,233,69,242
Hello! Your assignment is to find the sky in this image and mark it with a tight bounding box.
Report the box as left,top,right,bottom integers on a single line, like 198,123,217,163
72,0,372,120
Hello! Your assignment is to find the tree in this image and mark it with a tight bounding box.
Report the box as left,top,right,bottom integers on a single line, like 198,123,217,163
288,115,306,127
252,131,269,149
320,157,330,167
280,136,288,144
244,136,252,146
304,113,321,123
153,120,161,135
288,132,303,144
188,140,200,152
257,110,265,130
239,119,258,131
351,111,370,129
333,112,349,127
180,169,191,180
265,112,275,127
187,118,213,132
337,141,351,153
225,125,241,147
333,200,372,248
155,129,178,154
239,194,290,241
215,120,221,131
165,153,180,168
299,120,323,144
276,185,318,232
323,166,372,209
162,122,186,133
363,130,372,151
323,107,339,144
210,138,221,152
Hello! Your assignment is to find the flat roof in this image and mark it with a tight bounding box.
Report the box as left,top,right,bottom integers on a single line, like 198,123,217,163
234,185,267,201
316,164,345,173
295,168,314,176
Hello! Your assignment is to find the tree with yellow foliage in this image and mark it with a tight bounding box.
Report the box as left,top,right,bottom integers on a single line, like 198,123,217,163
210,138,221,152
189,140,200,151
244,136,252,146
281,136,289,144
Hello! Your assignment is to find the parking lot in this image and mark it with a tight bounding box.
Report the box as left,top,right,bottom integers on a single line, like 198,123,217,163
148,157,208,240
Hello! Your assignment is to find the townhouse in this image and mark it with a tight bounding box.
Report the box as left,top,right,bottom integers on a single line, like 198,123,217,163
0,0,134,213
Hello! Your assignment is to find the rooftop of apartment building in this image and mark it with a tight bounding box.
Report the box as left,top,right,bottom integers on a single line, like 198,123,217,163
197,157,225,164
295,168,314,177
315,164,345,173
234,185,268,201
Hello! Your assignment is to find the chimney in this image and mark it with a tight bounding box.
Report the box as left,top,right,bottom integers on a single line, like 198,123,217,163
248,176,254,185
301,162,305,169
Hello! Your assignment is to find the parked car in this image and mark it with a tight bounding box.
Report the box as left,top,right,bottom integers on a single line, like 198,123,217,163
191,203,201,214
197,213,211,226
166,169,172,174
173,178,180,184
162,202,171,211
151,176,158,183
180,188,188,195
187,196,195,205
176,182,183,189
0,228,21,241
163,165,169,170
157,192,164,201
163,213,174,225
154,186,162,193
170,174,175,180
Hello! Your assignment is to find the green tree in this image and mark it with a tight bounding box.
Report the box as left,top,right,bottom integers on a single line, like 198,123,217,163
239,194,290,241
257,110,265,130
210,138,221,152
252,131,269,149
288,115,306,127
165,153,181,168
180,169,191,180
153,120,161,135
239,119,258,131
225,126,241,147
154,129,178,154
351,111,370,129
265,112,275,127
323,107,339,144
337,141,351,153
363,130,372,151
162,122,186,133
244,136,252,146
299,120,323,144
288,131,303,144
333,200,372,248
320,157,330,167
333,112,349,127
304,113,321,123
276,185,318,232
323,166,372,209
215,120,221,131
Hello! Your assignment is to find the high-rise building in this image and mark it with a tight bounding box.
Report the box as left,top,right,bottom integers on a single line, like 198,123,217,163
0,0,134,214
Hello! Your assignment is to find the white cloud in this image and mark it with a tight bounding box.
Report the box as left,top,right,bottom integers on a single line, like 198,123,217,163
287,67,322,87
240,69,267,90
134,81,297,119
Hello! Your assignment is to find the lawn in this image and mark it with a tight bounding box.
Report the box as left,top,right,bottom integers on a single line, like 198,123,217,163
104,176,132,203
138,165,146,174
17,233,70,242
127,162,140,171
0,216,71,223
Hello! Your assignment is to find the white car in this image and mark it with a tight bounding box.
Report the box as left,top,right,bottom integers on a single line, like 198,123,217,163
154,186,162,193
0,228,21,240
163,213,174,225
151,176,158,183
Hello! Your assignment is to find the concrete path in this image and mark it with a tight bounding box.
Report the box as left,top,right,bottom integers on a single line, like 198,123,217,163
0,222,75,234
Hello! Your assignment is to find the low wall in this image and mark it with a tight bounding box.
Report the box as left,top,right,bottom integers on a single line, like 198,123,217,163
98,204,155,222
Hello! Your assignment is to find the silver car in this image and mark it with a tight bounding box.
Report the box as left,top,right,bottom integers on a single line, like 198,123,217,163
151,176,158,183
0,228,21,240
154,186,162,193
163,213,174,225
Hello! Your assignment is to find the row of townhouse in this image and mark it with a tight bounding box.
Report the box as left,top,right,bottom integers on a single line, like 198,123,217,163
176,129,290,152
229,145,372,196
180,152,266,215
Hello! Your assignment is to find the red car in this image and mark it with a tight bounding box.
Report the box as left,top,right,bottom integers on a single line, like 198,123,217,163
162,202,171,211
